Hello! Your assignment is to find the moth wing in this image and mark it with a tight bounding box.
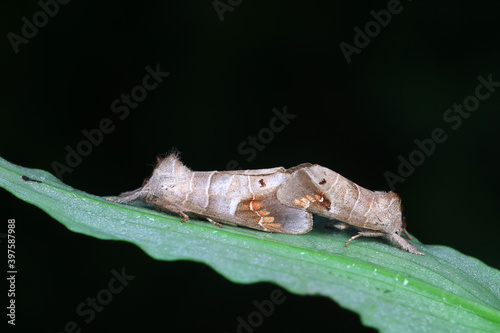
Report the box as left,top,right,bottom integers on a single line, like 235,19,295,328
286,162,314,173
223,167,287,176
233,191,313,234
277,165,334,216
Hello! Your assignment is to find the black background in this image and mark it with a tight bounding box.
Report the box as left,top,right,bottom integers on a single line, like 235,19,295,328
1,1,499,332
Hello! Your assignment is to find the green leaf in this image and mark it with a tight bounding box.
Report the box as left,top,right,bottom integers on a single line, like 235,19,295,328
1,156,500,333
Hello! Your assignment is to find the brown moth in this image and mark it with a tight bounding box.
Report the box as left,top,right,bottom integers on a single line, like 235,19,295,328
108,153,313,234
277,163,423,255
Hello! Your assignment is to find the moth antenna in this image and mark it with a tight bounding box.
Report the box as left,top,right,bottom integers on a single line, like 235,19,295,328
118,187,143,198
107,187,145,204
402,216,413,240
402,228,412,240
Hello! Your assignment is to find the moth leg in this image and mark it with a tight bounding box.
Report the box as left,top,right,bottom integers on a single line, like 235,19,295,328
384,233,423,255
154,204,190,222
206,217,223,228
149,197,191,223
326,221,349,230
345,231,385,247
179,212,190,223
152,204,190,222
325,221,349,230
346,231,423,255
151,202,190,222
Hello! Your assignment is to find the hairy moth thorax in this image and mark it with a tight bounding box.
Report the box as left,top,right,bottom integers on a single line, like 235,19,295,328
142,154,191,199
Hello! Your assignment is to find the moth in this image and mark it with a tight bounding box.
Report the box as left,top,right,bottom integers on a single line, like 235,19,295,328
277,163,423,255
108,153,313,234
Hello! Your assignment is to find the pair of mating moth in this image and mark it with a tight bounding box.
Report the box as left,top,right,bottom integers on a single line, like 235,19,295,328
108,153,422,255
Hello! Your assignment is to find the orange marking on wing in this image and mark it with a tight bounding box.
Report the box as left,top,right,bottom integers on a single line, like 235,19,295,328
249,201,261,211
306,195,316,202
239,202,252,210
262,222,282,232
255,210,271,216
239,195,277,227
314,191,331,210
240,195,264,211
294,199,308,207
321,193,332,210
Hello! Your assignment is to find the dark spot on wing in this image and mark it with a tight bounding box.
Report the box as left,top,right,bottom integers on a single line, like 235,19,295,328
319,178,327,185
259,179,266,187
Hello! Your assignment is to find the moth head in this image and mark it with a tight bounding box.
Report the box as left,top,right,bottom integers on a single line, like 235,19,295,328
376,191,404,234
